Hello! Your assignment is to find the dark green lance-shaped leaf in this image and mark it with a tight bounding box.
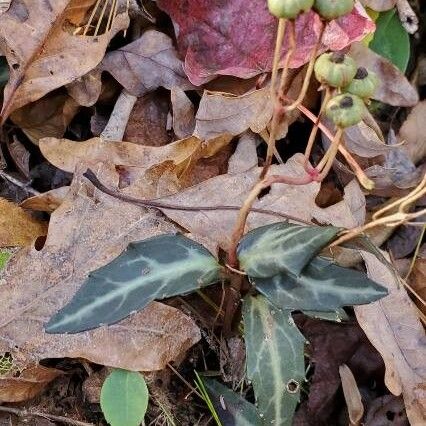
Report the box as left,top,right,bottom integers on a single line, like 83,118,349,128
100,369,148,426
370,9,410,72
0,56,8,88
243,295,306,426
46,234,221,334
201,378,261,426
250,257,388,312
237,222,340,278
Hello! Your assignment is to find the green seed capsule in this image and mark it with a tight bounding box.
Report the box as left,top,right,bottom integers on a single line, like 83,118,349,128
314,52,357,88
325,94,365,128
313,0,354,20
267,0,314,20
344,67,378,100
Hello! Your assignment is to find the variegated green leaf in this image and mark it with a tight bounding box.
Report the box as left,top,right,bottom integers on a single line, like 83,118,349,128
237,222,339,278
46,234,221,334
202,378,261,426
251,257,388,312
243,295,306,426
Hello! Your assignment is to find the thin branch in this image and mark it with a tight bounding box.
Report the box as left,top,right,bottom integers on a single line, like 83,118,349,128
0,406,93,426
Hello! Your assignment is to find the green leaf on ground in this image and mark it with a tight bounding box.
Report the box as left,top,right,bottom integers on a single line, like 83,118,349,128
250,257,388,312
100,369,148,426
237,222,339,278
0,250,12,270
243,295,306,426
370,8,410,72
46,234,221,333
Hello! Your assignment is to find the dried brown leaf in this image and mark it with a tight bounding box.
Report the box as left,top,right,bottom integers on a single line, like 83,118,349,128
339,364,364,425
101,29,194,96
0,365,62,403
39,136,201,174
350,43,418,107
0,0,129,120
355,252,426,425
0,168,201,376
124,91,171,147
344,121,391,159
171,87,195,140
408,246,426,317
10,94,79,145
194,88,273,140
0,198,47,247
20,187,70,213
398,101,426,165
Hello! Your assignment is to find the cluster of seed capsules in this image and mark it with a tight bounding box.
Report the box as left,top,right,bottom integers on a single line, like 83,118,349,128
268,0,378,130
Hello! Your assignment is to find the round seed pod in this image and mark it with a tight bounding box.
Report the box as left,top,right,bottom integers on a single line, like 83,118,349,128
313,0,354,20
314,52,357,88
268,0,314,20
344,67,378,100
325,94,365,128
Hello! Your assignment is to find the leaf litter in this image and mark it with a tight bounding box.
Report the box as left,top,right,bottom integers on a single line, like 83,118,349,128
0,0,424,424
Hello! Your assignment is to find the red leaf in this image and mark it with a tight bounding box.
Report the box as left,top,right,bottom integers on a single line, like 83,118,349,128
157,0,375,85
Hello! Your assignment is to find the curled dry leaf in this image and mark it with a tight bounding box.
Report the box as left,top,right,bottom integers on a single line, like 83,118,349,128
350,43,418,107
101,29,194,96
408,245,426,317
339,364,364,425
39,136,202,174
355,252,426,426
0,198,47,247
0,0,129,120
157,0,374,85
194,88,272,140
0,168,201,378
398,101,426,165
0,365,62,403
171,87,196,140
20,187,70,213
344,121,391,159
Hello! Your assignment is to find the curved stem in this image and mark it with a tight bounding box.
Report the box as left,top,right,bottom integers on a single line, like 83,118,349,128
295,100,375,189
271,19,287,100
316,128,344,180
261,20,296,179
227,180,268,267
303,86,331,169
285,23,325,112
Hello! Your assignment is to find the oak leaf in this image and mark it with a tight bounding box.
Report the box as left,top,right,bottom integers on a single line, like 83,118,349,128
156,0,374,85
0,0,129,120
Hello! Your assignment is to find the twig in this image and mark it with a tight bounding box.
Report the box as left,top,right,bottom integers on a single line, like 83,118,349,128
262,20,296,179
101,89,137,141
83,169,312,225
0,405,93,426
0,170,39,196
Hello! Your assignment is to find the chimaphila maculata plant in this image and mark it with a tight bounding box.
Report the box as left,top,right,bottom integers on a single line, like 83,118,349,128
44,0,423,424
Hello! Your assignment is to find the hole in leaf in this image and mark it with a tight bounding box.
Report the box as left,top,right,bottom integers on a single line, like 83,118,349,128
12,63,19,70
34,235,46,251
286,379,299,394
